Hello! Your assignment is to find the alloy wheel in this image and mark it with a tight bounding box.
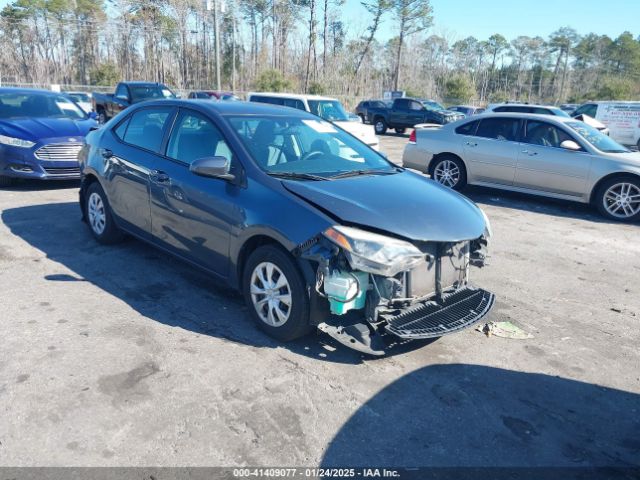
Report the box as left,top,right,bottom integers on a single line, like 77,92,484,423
88,192,107,235
250,262,292,327
433,159,461,188
602,182,640,219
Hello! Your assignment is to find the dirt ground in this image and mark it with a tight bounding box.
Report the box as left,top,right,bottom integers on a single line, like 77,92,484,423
0,133,638,469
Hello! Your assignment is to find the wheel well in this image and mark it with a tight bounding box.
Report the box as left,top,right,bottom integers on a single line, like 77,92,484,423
79,173,100,218
236,235,283,287
428,152,466,175
373,115,384,123
589,172,640,203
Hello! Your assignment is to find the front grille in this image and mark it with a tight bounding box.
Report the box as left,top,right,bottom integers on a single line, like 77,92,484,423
43,167,81,176
35,143,83,162
383,287,495,339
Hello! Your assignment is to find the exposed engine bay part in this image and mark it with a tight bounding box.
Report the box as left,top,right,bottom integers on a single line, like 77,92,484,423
294,230,495,355
317,322,386,356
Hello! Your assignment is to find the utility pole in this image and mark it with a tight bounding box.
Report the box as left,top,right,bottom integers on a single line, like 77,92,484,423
206,0,221,91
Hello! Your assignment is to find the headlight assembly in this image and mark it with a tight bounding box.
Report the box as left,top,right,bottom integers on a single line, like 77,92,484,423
0,134,35,148
479,208,492,239
323,225,425,277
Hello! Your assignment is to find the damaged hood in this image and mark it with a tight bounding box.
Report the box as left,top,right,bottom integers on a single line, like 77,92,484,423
283,171,486,242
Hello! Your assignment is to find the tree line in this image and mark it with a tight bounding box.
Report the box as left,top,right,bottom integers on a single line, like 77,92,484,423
1,0,639,106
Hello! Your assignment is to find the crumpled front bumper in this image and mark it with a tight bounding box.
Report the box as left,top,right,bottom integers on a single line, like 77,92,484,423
383,286,495,339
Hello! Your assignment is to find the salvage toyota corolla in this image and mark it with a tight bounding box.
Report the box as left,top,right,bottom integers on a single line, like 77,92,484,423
78,100,494,355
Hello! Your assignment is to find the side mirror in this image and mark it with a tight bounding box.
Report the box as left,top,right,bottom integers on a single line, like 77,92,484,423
560,140,582,151
88,111,98,120
189,156,235,181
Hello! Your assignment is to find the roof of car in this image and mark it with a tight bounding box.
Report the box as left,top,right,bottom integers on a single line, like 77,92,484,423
470,112,579,123
123,81,168,86
148,98,317,116
489,103,560,110
0,87,63,95
247,92,339,102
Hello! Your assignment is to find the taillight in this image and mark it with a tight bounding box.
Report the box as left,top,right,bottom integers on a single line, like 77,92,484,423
409,129,416,144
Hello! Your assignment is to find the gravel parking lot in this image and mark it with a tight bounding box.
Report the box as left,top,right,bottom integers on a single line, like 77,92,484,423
1,134,639,469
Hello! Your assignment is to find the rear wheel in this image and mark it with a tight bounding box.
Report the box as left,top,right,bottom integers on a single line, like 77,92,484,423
429,155,467,191
0,175,14,188
85,182,124,244
374,118,387,135
596,176,640,222
242,245,313,342
395,128,406,134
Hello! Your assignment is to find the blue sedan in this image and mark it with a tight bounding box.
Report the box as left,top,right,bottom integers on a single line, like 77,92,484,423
0,88,97,186
79,99,493,355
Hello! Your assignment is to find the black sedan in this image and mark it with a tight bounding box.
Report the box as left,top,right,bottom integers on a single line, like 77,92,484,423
79,100,494,355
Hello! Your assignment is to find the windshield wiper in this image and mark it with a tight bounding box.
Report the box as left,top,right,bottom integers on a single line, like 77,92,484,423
267,172,328,181
329,169,399,180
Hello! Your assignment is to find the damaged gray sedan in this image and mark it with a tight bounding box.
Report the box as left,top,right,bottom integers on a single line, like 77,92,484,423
80,100,494,356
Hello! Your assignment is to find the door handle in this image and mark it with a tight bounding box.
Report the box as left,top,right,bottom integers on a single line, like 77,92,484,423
466,141,478,147
521,150,538,156
150,169,170,184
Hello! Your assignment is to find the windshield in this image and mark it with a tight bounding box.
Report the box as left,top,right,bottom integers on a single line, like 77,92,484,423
228,116,395,178
130,86,176,102
308,99,349,122
0,92,88,120
549,107,571,118
67,93,90,103
566,121,629,153
421,101,445,111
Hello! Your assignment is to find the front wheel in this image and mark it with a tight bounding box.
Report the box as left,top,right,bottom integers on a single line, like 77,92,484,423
596,176,640,222
429,156,467,191
374,118,387,135
242,245,313,342
85,182,124,244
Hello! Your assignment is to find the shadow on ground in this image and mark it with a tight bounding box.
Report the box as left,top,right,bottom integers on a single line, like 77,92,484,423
464,186,639,226
322,364,640,472
2,202,432,364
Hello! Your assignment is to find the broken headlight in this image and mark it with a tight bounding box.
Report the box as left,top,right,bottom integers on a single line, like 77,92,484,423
323,226,424,277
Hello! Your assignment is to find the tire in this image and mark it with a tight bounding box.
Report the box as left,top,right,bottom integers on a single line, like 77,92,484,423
0,175,14,187
242,245,313,342
395,128,406,134
97,109,107,124
85,181,124,244
374,118,387,135
429,155,467,191
595,175,640,222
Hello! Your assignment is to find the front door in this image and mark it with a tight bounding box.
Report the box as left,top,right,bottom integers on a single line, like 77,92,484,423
515,119,592,197
149,108,241,276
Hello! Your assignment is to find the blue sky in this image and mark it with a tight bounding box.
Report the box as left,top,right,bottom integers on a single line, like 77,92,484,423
344,0,640,41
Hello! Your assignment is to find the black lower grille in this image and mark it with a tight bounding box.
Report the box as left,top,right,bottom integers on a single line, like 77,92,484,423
43,167,81,176
383,287,495,339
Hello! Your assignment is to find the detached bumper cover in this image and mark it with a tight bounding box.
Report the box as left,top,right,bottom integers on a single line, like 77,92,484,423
383,287,495,339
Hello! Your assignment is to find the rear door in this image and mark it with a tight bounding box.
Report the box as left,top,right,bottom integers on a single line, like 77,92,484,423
514,119,592,196
462,116,521,185
106,106,176,237
149,108,242,276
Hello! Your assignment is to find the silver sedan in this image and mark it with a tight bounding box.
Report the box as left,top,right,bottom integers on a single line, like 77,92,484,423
402,113,640,222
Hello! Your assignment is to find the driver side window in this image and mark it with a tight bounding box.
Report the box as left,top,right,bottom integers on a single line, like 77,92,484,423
524,121,574,148
166,110,233,165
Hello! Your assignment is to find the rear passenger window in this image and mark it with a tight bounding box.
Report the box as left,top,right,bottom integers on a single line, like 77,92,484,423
283,98,305,110
166,110,233,165
476,118,520,141
455,121,478,135
122,107,173,152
